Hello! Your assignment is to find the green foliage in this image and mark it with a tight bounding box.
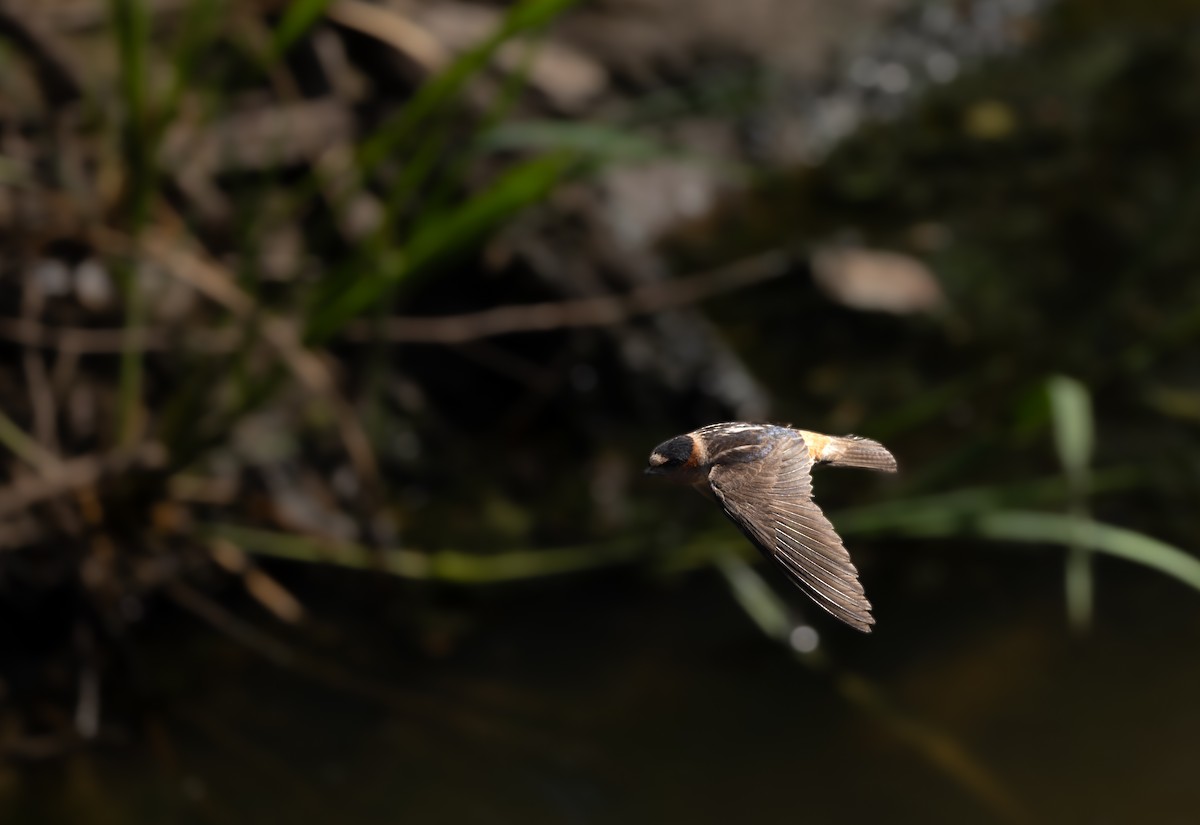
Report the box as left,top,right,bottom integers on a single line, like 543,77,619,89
716,553,794,642
1047,375,1094,490
1047,374,1096,629
210,524,645,584
296,0,582,342
110,0,155,446
268,0,334,59
976,511,1200,594
307,151,575,341
92,0,587,459
831,381,1200,613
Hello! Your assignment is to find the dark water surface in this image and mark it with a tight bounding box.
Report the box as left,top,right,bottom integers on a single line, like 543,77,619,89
6,558,1199,824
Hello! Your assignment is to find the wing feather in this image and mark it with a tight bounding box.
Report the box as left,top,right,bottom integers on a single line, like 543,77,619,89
708,431,875,632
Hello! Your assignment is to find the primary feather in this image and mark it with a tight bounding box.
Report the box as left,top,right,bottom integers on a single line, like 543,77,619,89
707,430,875,632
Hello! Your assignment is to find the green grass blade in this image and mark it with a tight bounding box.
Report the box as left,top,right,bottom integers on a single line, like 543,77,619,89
308,151,573,340
404,151,572,272
355,0,577,178
163,0,224,123
1047,375,1094,488
205,524,645,584
879,508,1200,598
1064,524,1094,628
715,553,793,642
269,0,333,59
355,0,576,222
0,409,57,471
833,468,1141,536
976,510,1200,595
305,0,579,341
110,0,152,223
1046,374,1096,630
110,0,155,445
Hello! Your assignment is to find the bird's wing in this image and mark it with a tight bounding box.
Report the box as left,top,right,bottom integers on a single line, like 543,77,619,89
708,431,875,632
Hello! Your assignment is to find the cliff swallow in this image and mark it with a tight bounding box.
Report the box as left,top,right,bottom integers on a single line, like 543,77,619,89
646,423,897,632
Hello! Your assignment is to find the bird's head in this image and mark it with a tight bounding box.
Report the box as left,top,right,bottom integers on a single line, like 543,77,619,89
645,435,698,478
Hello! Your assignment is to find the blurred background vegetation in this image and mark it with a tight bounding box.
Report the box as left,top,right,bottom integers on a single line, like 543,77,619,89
2,0,1200,822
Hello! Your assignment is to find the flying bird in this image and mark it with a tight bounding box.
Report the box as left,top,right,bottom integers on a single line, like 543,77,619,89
646,422,897,632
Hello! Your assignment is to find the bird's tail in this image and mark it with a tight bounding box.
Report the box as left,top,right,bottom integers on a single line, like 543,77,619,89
798,431,898,472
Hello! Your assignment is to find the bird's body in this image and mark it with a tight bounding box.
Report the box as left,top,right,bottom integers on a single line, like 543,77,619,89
646,422,897,632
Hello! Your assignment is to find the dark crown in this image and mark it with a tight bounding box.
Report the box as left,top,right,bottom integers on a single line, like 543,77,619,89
651,435,693,466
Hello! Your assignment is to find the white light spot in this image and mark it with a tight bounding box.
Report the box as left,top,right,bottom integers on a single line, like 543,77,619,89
926,52,959,84
789,625,820,654
75,258,114,311
877,63,911,95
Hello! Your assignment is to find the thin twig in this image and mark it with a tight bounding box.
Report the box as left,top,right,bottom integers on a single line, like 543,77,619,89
328,0,448,72
0,318,236,353
363,249,792,344
0,409,60,474
0,250,789,353
209,538,306,624
0,5,83,105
